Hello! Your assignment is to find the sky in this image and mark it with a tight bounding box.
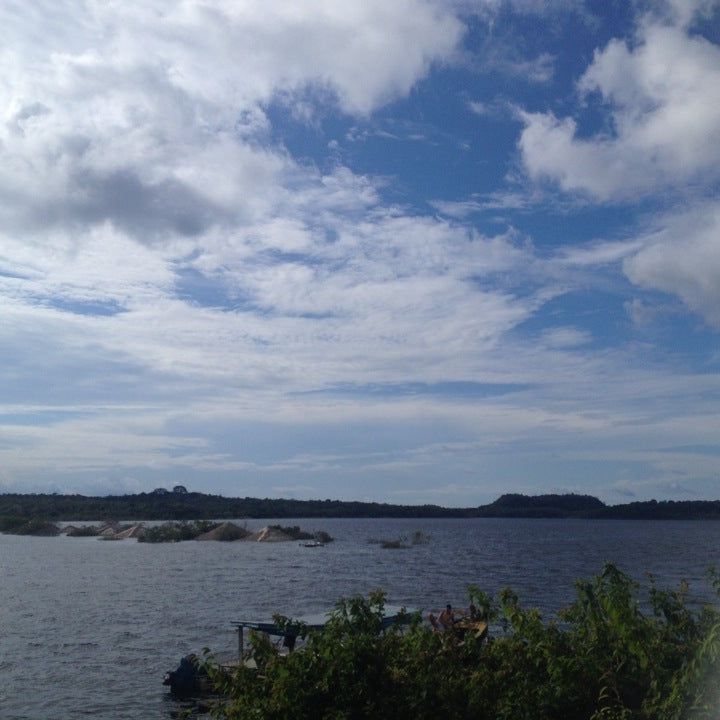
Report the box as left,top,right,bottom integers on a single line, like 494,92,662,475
0,0,719,505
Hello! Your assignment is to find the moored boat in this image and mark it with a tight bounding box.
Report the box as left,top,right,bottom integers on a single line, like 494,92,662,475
163,605,416,694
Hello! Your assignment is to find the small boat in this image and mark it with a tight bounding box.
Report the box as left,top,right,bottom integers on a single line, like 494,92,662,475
164,606,415,693
232,605,415,657
301,540,324,547
453,617,489,641
427,610,489,641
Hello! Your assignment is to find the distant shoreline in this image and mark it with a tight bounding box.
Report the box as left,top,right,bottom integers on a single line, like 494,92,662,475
2,491,720,522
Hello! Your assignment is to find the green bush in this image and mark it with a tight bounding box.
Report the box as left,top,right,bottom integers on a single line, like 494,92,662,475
268,525,314,541
65,525,101,537
0,515,27,532
137,520,218,543
1,517,60,535
207,565,720,720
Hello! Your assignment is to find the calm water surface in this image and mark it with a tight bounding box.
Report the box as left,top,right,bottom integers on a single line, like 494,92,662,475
2,517,720,719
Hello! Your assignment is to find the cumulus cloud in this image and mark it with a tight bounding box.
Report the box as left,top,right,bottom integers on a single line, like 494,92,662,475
664,0,720,27
514,3,720,334
518,9,720,199
623,202,720,328
0,0,514,404
0,0,463,246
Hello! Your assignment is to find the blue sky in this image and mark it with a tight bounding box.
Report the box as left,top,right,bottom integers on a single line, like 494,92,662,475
0,0,719,505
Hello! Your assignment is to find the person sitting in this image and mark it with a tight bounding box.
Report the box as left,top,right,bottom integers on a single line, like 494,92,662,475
438,604,456,629
427,612,441,632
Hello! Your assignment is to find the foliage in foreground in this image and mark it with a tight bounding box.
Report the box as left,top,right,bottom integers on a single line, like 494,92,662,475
207,565,720,720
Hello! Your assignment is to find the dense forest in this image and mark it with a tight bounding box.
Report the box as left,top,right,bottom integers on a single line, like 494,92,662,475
1,489,720,522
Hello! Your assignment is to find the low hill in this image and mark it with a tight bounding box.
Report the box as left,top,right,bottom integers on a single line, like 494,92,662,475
480,493,605,517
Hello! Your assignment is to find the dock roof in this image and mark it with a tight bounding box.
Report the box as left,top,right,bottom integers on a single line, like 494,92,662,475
232,605,416,637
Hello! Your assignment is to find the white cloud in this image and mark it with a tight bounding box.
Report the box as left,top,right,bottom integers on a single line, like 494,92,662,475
468,98,516,118
623,201,720,328
539,327,591,349
664,0,720,28
0,0,463,250
624,298,660,327
497,51,555,83
431,188,548,218
556,239,644,268
519,13,720,199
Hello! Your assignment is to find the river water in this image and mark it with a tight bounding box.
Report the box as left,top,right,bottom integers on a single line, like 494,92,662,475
2,517,720,719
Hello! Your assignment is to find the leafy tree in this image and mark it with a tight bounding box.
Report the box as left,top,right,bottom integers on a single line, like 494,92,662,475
206,565,720,720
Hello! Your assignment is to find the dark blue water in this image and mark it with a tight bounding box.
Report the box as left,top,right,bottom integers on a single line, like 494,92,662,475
2,518,720,719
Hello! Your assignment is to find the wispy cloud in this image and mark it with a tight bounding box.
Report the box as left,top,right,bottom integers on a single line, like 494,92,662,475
431,189,548,217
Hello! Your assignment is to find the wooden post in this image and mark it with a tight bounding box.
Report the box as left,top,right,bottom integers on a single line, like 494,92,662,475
237,626,244,660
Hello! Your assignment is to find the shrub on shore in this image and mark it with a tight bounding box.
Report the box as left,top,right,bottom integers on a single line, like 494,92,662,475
138,520,219,543
0,515,28,532
0,517,60,536
65,525,101,537
267,525,314,541
207,565,720,720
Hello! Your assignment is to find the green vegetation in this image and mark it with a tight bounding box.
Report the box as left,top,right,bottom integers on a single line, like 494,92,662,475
268,525,334,542
2,491,720,522
65,525,101,537
0,516,59,535
137,520,219,543
206,565,720,719
0,515,28,532
485,492,606,517
268,524,315,541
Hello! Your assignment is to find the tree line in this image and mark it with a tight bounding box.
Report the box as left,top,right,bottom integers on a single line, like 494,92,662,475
1,491,719,522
